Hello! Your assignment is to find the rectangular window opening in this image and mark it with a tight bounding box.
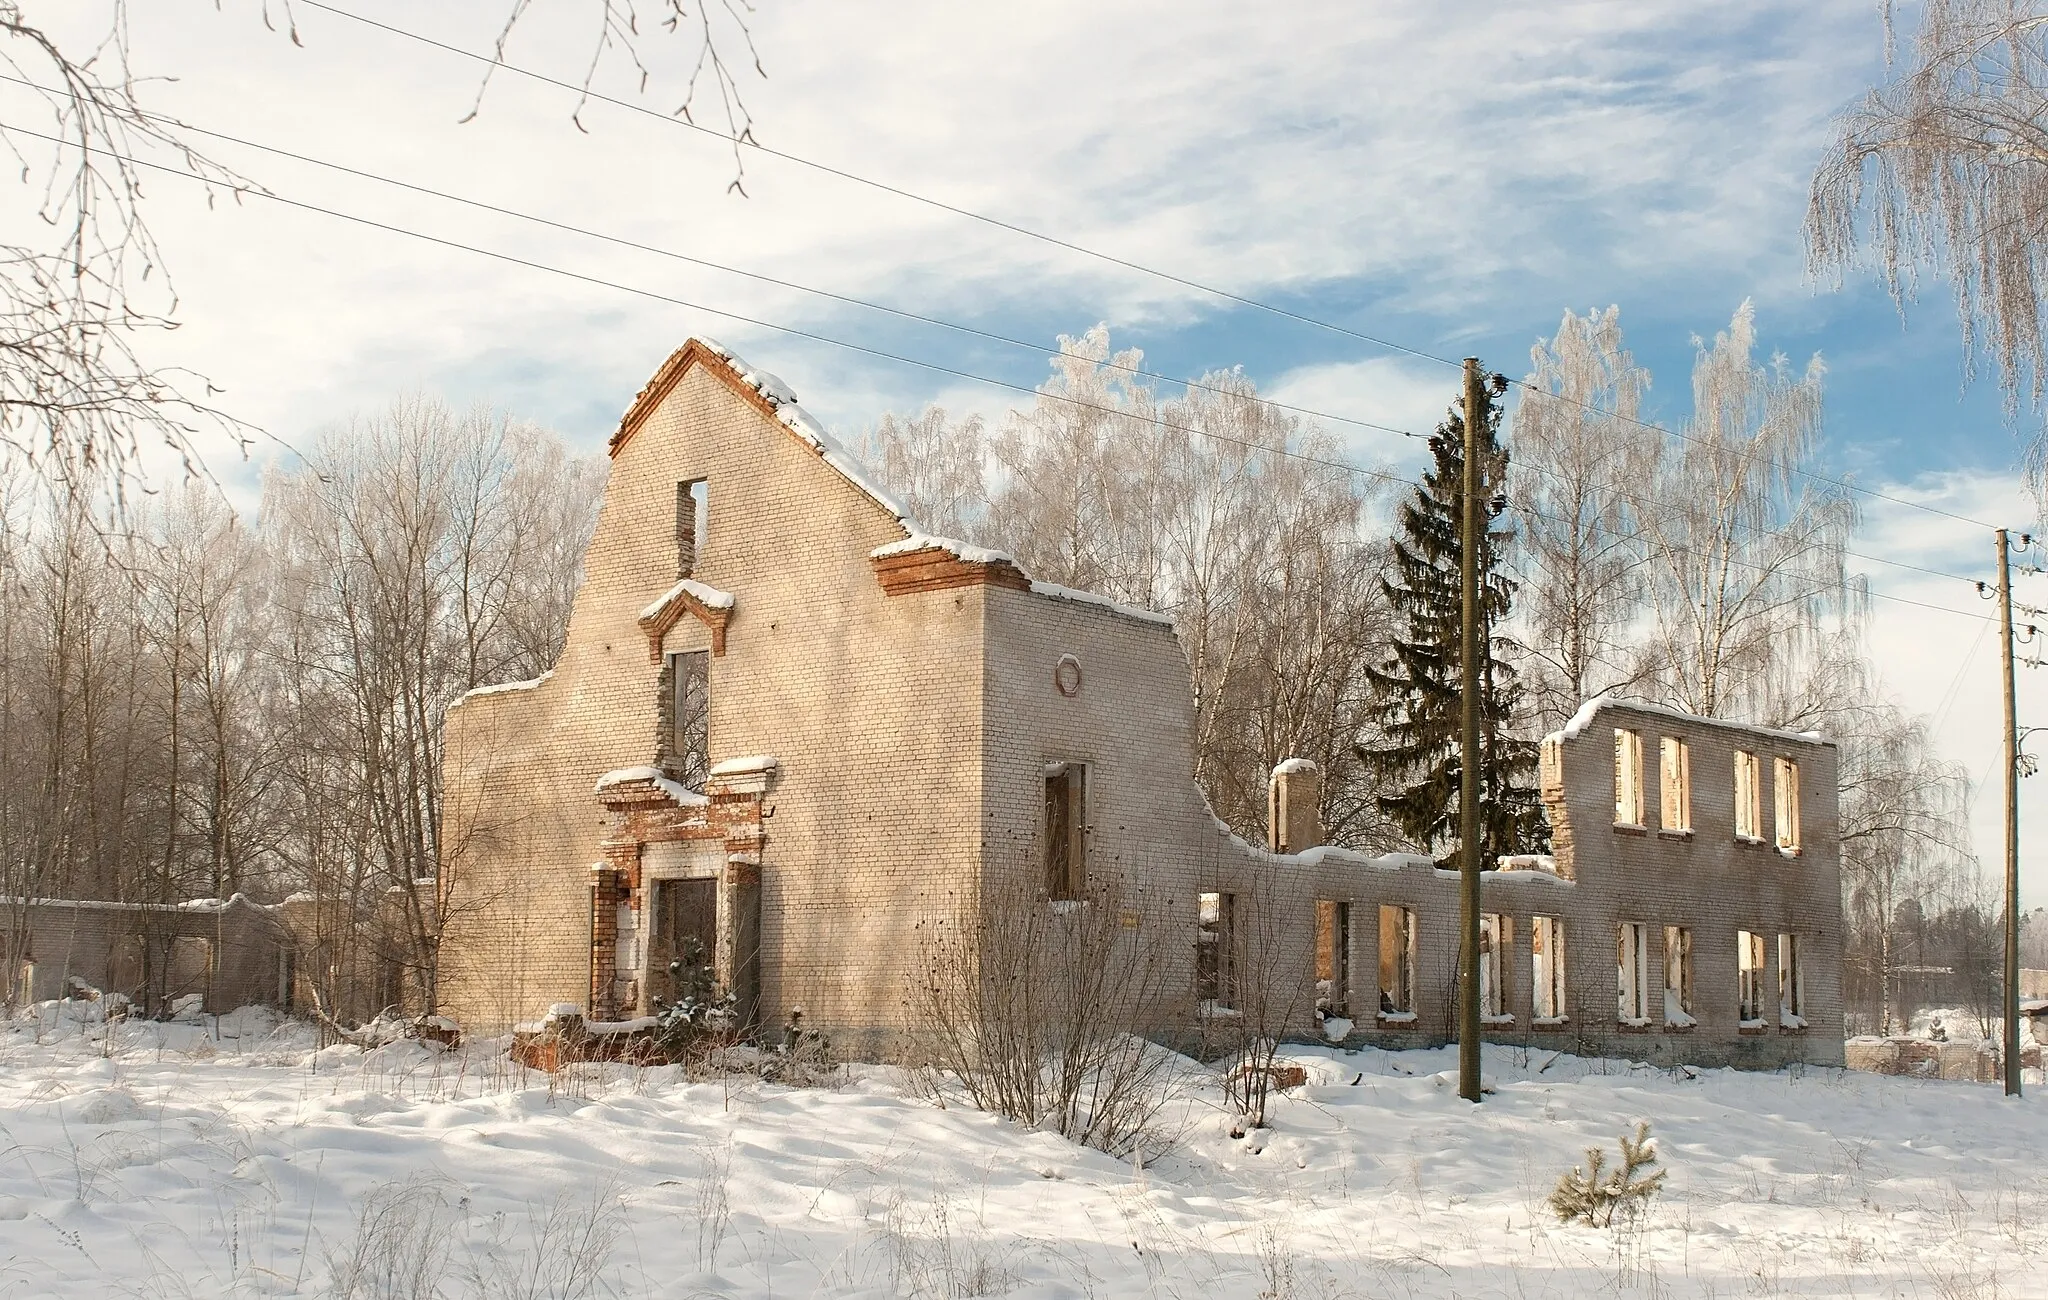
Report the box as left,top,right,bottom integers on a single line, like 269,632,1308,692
1315,900,1350,1020
1779,933,1805,1027
1196,891,1236,1011
1044,764,1087,901
1481,913,1512,1020
669,649,710,792
1614,729,1644,826
1738,930,1767,1025
1774,757,1801,853
1659,737,1691,832
1617,922,1650,1025
1532,916,1566,1022
676,478,708,576
1663,925,1694,1027
1734,751,1762,841
1378,905,1416,1018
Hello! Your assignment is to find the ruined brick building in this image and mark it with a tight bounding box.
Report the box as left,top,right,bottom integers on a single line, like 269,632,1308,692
435,339,1844,1069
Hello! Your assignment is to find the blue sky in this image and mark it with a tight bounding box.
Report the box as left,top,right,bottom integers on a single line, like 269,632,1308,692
21,0,2048,885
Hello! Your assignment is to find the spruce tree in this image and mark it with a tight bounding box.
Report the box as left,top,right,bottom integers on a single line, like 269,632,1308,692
1361,372,1548,861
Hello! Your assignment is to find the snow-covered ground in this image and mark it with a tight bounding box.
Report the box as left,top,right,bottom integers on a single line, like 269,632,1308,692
0,1003,2040,1298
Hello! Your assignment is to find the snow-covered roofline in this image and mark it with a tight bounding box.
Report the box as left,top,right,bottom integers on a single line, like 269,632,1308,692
640,577,735,624
624,339,1178,631
1547,695,1833,749
614,339,919,531
452,671,552,708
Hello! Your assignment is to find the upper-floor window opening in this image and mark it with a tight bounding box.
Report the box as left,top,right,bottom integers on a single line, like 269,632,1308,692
1774,757,1801,853
1738,929,1767,1025
1532,915,1567,1022
1044,763,1087,901
1734,750,1763,841
1614,729,1644,826
1379,904,1416,1018
1659,737,1691,832
676,478,708,576
1617,921,1651,1025
1196,891,1236,1011
669,649,710,791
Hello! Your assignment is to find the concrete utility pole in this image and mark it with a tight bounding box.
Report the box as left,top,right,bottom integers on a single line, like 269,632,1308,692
1999,528,2022,1098
1458,358,1484,1104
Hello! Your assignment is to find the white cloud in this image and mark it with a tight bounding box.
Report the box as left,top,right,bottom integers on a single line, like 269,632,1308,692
1855,469,2048,895
1266,355,1457,470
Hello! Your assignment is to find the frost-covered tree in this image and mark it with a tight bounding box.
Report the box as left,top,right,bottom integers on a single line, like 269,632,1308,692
1809,0,2048,418
1632,302,1858,722
1509,307,1656,731
1360,375,1546,861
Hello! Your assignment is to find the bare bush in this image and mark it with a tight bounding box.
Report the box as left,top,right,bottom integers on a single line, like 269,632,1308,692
908,872,1188,1159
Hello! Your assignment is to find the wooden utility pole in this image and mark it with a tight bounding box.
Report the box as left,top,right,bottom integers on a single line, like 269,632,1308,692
1999,528,2022,1097
1457,358,1484,1104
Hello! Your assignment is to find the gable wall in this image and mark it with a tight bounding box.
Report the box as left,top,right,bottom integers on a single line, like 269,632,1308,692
439,360,987,1035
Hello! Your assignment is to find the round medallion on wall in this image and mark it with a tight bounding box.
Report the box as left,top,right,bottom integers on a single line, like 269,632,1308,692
1054,653,1083,698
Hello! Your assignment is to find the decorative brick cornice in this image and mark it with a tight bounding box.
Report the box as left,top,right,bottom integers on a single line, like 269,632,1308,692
870,544,1032,596
611,340,786,459
638,582,729,659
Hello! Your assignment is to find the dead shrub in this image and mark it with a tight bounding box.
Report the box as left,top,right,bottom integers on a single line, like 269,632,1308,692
907,873,1187,1159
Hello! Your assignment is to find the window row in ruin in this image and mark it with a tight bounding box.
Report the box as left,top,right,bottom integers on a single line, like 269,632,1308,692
1193,896,1806,1034
1611,729,1800,852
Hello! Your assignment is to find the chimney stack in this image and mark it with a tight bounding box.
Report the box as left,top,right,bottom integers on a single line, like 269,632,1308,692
1267,759,1323,854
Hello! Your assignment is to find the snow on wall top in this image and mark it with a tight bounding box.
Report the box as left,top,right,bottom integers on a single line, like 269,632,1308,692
1027,580,1175,627
452,671,553,707
1271,757,1319,776
640,577,736,624
592,765,710,807
708,754,778,777
683,338,918,529
626,340,1177,630
1548,694,1832,749
870,533,1018,566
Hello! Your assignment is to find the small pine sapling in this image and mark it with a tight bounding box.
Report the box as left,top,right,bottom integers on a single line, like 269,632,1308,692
1549,1121,1667,1227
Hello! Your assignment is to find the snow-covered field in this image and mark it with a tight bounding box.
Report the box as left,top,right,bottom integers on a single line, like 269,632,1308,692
0,1004,2040,1298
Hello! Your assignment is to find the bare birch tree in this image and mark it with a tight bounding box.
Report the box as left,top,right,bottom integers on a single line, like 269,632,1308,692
1809,0,2048,417
1632,302,1859,720
1510,307,1656,730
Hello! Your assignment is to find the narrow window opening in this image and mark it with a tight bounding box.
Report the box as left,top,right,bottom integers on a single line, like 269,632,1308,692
1614,729,1644,826
1481,913,1512,1021
1378,905,1416,1018
667,649,711,791
1738,930,1767,1025
1196,891,1236,1012
1663,925,1695,1027
1778,933,1805,1028
1044,763,1087,901
1616,922,1650,1025
1774,757,1801,853
1532,916,1567,1022
1315,900,1350,1020
1659,737,1691,832
676,478,708,576
1734,751,1762,840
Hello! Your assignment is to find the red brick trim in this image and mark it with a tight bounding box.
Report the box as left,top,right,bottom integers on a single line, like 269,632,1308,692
870,545,1032,596
638,586,729,660
612,340,791,458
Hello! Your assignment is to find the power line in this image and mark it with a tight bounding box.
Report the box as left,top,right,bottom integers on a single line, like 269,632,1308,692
7,81,1982,594
296,0,2010,536
5,119,1994,629
0,75,1424,452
